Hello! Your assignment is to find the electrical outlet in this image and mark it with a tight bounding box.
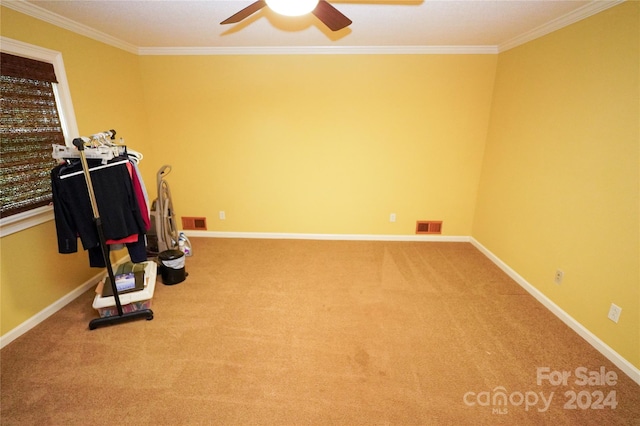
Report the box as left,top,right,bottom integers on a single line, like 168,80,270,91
554,269,564,285
389,213,396,223
607,303,622,323
219,211,226,220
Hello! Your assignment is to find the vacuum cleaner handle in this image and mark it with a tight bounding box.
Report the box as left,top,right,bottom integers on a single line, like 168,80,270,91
157,165,172,181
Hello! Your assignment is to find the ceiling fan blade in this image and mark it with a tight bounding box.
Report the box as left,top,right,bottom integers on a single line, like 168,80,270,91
221,0,267,25
312,0,352,31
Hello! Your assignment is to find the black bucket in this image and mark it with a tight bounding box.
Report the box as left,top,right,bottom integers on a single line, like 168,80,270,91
158,249,186,285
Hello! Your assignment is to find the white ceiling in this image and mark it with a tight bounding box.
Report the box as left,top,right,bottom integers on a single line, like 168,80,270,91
4,0,623,54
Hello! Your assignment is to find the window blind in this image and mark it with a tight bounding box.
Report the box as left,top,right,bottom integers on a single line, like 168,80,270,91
1,52,65,217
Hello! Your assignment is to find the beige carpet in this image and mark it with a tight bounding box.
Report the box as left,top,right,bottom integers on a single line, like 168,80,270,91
2,239,639,425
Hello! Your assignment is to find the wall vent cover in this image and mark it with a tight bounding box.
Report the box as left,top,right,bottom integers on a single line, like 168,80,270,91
416,221,442,234
182,216,207,231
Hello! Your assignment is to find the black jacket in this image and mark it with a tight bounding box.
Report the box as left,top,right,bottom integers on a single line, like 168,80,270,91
51,158,147,265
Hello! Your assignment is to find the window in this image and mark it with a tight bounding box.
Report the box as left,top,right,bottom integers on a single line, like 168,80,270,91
1,53,64,217
0,37,78,237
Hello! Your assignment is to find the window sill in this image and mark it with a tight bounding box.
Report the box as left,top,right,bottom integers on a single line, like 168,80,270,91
0,205,54,238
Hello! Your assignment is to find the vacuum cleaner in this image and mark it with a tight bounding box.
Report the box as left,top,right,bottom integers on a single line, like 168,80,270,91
147,165,179,255
146,165,192,284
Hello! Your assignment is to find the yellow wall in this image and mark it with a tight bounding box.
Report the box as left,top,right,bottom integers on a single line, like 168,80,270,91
0,221,92,334
2,2,638,373
138,54,496,235
0,7,151,334
473,2,639,367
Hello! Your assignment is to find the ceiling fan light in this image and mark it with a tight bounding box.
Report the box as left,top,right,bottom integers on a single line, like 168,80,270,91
265,0,319,16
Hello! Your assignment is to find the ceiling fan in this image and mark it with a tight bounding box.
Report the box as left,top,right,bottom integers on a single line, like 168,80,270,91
221,0,353,32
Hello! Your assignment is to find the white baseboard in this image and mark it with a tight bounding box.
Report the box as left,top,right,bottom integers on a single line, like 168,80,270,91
183,230,471,242
0,256,131,350
469,237,640,386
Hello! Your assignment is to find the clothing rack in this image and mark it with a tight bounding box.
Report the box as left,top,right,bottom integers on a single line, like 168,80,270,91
69,136,154,330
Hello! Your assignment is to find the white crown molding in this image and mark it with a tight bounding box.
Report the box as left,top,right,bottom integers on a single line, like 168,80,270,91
3,0,623,56
4,0,495,55
498,0,625,52
1,0,138,54
137,45,498,56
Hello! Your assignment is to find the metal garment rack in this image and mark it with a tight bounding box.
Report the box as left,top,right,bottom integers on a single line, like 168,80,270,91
71,136,154,330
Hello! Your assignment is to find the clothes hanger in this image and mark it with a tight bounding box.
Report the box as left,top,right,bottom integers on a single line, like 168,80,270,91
58,158,130,180
52,130,128,164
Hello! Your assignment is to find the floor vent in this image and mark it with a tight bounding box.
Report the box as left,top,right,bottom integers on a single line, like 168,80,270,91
182,216,207,231
416,221,442,234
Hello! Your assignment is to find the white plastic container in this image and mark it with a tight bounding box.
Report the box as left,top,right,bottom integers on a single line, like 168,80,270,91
92,260,157,318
